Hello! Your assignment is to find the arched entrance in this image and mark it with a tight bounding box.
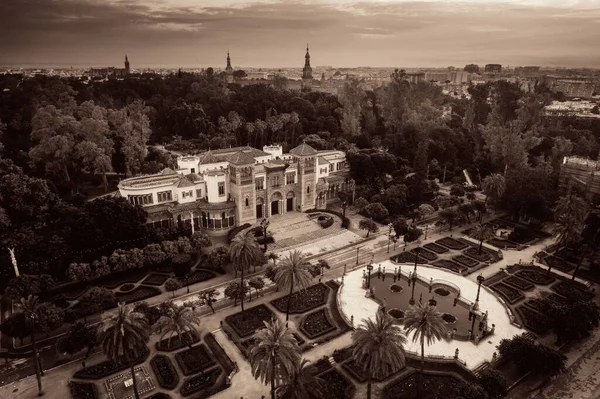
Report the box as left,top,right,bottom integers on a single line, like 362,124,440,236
256,197,264,219
286,191,295,212
271,192,283,216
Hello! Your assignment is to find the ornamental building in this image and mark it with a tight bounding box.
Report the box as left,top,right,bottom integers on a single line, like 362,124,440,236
117,143,350,233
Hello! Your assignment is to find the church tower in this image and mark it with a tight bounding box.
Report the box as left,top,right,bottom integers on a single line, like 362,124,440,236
301,45,313,91
124,55,130,75
225,50,234,84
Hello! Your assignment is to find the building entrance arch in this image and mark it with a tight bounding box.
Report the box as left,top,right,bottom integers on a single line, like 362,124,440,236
256,197,264,219
286,191,295,212
271,192,283,216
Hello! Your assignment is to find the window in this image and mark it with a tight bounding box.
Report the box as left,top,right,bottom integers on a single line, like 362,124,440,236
306,185,311,194
181,190,193,199
272,175,280,188
329,163,334,172
196,189,202,198
245,197,249,207
255,177,264,190
128,194,153,206
157,190,172,203
218,182,225,196
191,168,195,174
286,172,295,185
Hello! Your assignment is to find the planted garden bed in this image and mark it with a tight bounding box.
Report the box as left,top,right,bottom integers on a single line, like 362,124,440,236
343,358,397,383
412,248,437,261
431,260,466,274
142,273,170,286
452,255,479,268
156,332,199,352
73,349,149,379
544,256,575,272
175,344,216,376
119,283,135,292
62,286,89,301
313,357,333,374
515,269,555,285
436,237,468,250
516,306,551,335
270,283,330,314
180,366,222,397
389,284,403,293
204,333,236,375
546,292,569,306
490,283,524,304
69,382,98,399
488,238,519,249
388,308,404,320
524,298,546,313
503,276,534,291
424,242,449,254
224,304,275,338
116,286,162,304
392,252,427,264
185,269,216,285
101,269,147,289
442,313,457,324
551,281,592,300
150,355,179,390
300,309,337,339
382,373,466,399
319,369,356,399
463,247,491,262
332,346,354,363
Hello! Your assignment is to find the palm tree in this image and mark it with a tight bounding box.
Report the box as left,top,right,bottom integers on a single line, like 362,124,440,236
16,295,43,396
439,207,460,231
276,358,325,399
352,310,407,399
470,224,495,254
403,303,446,396
154,302,201,349
481,173,506,205
229,230,263,312
274,250,314,324
551,195,589,274
248,318,301,399
99,303,149,399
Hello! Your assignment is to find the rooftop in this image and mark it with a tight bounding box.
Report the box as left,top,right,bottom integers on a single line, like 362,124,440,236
290,142,318,156
119,173,181,189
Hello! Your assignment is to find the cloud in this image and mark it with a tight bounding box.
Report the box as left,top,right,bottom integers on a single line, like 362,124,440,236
0,0,599,67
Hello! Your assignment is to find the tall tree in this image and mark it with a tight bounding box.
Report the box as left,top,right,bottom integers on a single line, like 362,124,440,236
274,250,313,324
99,303,149,399
229,230,263,312
16,295,44,396
154,302,201,349
248,318,301,399
403,303,446,395
481,173,506,205
276,358,325,399
470,224,495,254
551,194,589,274
338,78,366,137
56,322,98,368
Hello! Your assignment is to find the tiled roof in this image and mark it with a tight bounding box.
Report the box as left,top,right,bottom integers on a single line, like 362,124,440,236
318,156,330,165
177,176,195,188
161,168,177,175
227,151,256,165
210,146,270,158
198,151,221,165
290,142,317,156
186,173,203,182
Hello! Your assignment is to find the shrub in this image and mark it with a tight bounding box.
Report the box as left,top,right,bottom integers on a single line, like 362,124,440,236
364,202,389,222
477,369,507,399
228,223,251,243
319,215,334,228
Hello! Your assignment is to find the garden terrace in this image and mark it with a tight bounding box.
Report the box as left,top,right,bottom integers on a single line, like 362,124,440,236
516,305,551,335
431,259,467,274
156,332,200,352
462,247,491,262
515,269,555,285
150,355,179,390
179,366,222,397
391,252,427,264
116,286,162,304
423,242,449,254
142,273,170,286
299,308,337,339
452,255,479,269
175,344,216,376
490,283,525,304
412,248,438,261
73,349,149,379
436,237,468,250
318,369,356,399
503,276,534,291
69,382,98,399
224,304,275,338
382,372,467,399
270,283,330,314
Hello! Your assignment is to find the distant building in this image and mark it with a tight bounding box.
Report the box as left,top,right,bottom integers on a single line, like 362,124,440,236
550,79,595,99
515,66,540,76
225,51,234,84
464,64,480,74
302,45,313,91
450,70,471,85
424,71,450,82
406,73,425,84
559,156,600,201
484,64,502,73
87,55,130,78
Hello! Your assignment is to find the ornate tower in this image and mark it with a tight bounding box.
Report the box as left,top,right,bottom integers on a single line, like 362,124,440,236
227,151,256,224
225,50,234,84
290,142,317,211
124,55,130,75
301,44,313,91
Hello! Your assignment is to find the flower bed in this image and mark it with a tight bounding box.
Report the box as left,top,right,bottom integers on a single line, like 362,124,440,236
101,269,148,289
551,281,592,300
442,313,457,324
332,346,354,363
433,287,450,296
116,286,162,304
270,283,330,314
62,286,89,301
156,332,199,352
544,256,574,272
69,382,98,399
392,252,427,264
388,308,404,319
508,229,538,244
463,247,491,262
490,283,524,304
488,238,519,249
224,304,275,338
318,215,334,228
452,255,479,268
292,332,306,347
524,299,546,313
382,373,465,399
516,306,551,335
436,237,468,250
142,273,170,286
515,269,555,285
389,284,403,293
413,248,437,261
319,369,356,399
342,359,396,383
185,269,216,285
204,333,236,375
431,260,466,274
73,349,149,379
150,355,179,390
175,344,216,376
119,283,135,292
300,309,337,339
546,293,569,306
423,242,449,254
313,357,333,374
503,276,534,291
179,366,222,397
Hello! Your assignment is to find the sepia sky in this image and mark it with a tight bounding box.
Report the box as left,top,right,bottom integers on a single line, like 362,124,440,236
1,0,600,68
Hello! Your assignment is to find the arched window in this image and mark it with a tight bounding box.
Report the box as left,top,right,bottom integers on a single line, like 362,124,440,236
221,212,226,219
245,197,249,207
306,185,311,194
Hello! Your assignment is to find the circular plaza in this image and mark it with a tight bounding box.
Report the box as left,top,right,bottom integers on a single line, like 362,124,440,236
339,260,523,370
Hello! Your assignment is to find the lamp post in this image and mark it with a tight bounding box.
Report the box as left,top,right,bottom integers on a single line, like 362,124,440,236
260,218,270,251
342,201,347,219
409,247,421,306
356,247,360,265
470,310,477,340
473,274,485,311
387,223,393,254
424,224,429,240
366,263,374,290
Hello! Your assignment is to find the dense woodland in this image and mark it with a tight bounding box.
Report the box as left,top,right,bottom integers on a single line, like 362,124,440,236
1,70,600,288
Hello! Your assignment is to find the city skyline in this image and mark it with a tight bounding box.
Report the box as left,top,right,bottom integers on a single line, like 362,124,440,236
2,0,600,69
